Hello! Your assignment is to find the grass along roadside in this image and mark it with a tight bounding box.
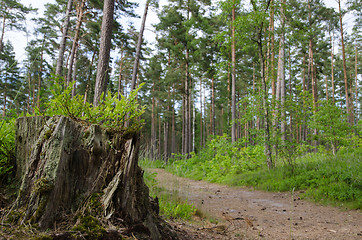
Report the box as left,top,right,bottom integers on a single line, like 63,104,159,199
142,169,197,220
140,147,362,210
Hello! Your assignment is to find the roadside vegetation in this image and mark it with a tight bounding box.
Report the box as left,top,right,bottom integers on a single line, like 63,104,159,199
142,169,197,220
140,135,362,210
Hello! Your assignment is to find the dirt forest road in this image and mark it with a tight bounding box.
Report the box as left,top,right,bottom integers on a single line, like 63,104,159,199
149,168,362,240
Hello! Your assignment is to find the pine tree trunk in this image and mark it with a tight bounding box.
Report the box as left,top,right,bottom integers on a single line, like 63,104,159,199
338,0,352,123
151,84,156,160
71,47,78,97
93,0,115,106
279,0,286,143
37,37,45,108
0,15,6,53
184,47,190,155
231,5,237,143
171,95,176,154
83,49,96,104
199,77,203,149
67,0,85,85
211,76,215,135
355,45,358,122
257,30,273,169
117,50,124,100
158,112,162,159
331,34,335,104
130,0,149,91
325,76,329,101
2,82,6,116
55,0,73,76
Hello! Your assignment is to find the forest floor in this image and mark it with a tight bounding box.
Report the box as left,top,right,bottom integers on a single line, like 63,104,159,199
149,168,362,240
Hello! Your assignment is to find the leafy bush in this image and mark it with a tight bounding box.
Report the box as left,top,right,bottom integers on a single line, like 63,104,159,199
0,119,15,183
168,135,265,183
34,76,145,133
308,100,354,154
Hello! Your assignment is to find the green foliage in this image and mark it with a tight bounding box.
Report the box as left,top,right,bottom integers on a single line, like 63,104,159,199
34,75,145,133
229,149,362,209
168,135,265,183
142,170,196,220
159,198,196,220
308,100,354,154
0,119,15,183
155,134,361,209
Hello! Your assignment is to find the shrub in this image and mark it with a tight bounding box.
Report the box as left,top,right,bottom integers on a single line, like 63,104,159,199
0,119,15,184
34,75,145,134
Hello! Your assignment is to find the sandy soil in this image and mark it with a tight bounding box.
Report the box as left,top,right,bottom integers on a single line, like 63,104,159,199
149,168,362,240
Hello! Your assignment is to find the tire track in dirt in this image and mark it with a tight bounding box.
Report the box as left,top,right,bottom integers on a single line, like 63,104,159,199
149,168,362,240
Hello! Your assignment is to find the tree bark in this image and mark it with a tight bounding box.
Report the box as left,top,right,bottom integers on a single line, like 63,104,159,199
279,0,286,143
211,76,215,135
199,77,203,149
130,0,149,91
151,81,156,160
67,0,85,85
117,49,124,100
338,0,352,123
13,116,177,239
331,34,335,104
0,15,6,53
55,0,73,76
257,33,273,169
231,5,237,143
355,45,358,122
37,36,45,108
93,0,115,106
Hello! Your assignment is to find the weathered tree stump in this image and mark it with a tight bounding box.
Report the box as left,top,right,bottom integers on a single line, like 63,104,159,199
12,116,176,239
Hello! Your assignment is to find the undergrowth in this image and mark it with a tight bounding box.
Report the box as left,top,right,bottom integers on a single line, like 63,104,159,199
0,119,15,184
142,169,196,220
141,135,362,210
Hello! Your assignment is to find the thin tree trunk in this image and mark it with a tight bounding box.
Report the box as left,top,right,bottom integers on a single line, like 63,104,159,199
279,0,286,143
200,77,203,149
355,45,358,122
151,78,156,160
117,49,124,100
2,81,6,116
37,36,45,108
182,96,185,155
184,48,190,155
257,31,273,168
171,85,176,155
71,47,78,97
325,76,329,101
130,0,149,91
0,15,6,53
338,0,352,123
211,76,215,135
164,87,170,160
163,122,168,161
188,88,192,153
331,33,335,104
231,5,237,143
55,0,73,76
93,0,115,106
83,49,96,104
192,106,195,152
67,0,85,85
158,110,162,159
